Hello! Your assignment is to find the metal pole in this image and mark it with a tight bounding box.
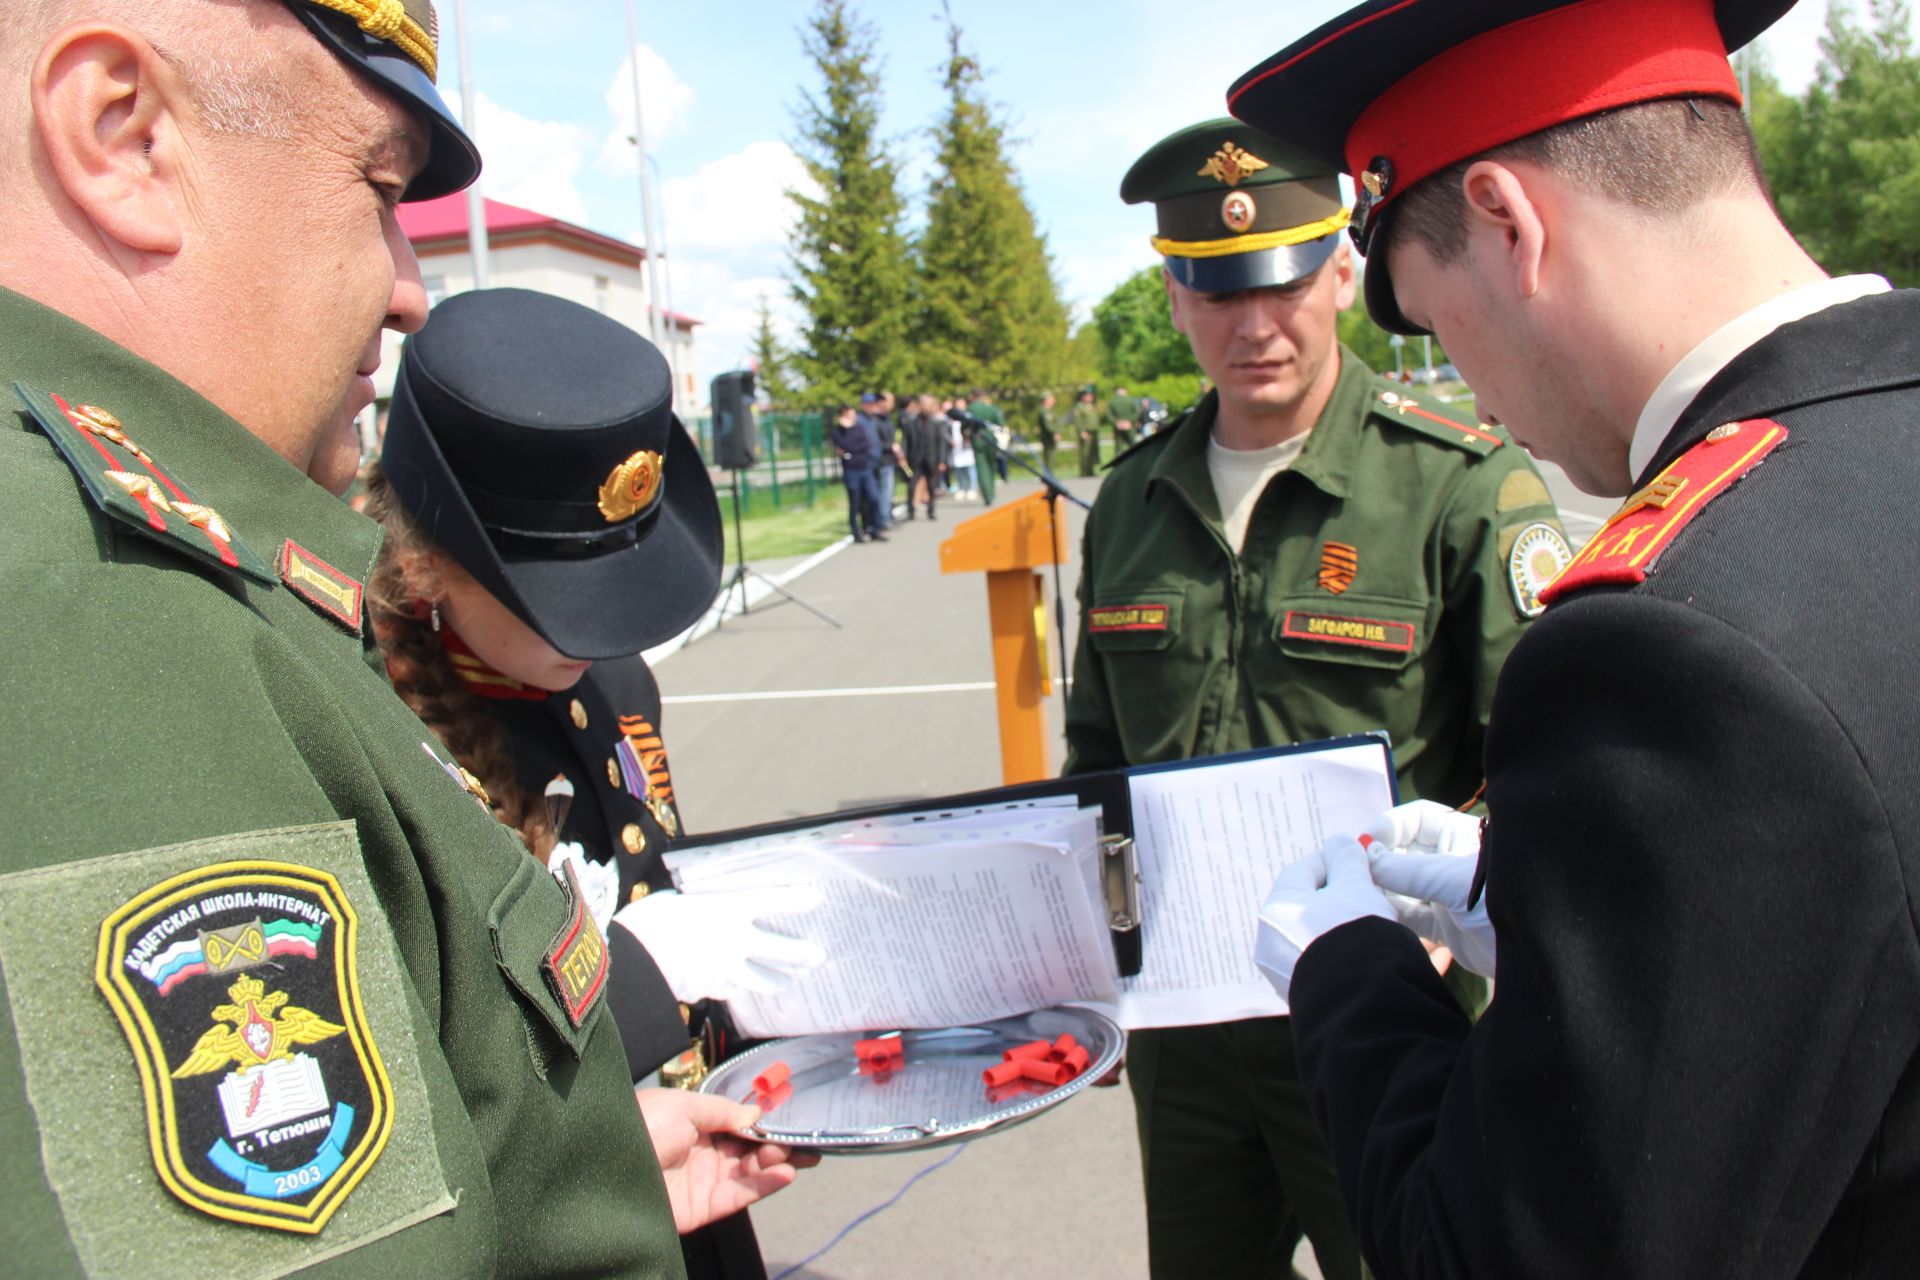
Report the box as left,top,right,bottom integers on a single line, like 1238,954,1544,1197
647,154,681,402
624,0,665,348
452,0,489,289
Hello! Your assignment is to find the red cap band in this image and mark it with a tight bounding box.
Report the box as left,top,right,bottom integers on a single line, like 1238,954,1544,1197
1346,0,1740,200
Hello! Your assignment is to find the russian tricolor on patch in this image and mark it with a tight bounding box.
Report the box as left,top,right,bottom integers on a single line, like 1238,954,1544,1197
96,862,394,1234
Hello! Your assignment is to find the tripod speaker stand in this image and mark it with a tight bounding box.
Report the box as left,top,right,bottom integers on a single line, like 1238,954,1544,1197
715,468,841,628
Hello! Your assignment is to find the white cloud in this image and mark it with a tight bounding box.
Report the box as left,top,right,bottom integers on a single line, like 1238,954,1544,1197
461,90,595,224
643,140,820,373
599,44,697,175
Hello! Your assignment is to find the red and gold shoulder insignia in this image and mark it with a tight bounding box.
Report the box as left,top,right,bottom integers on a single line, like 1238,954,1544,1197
1371,389,1504,456
279,541,365,635
15,381,273,585
1538,420,1787,606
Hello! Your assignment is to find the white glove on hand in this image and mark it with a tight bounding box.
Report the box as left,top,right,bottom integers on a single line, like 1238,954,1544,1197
612,885,828,1004
1253,834,1398,1005
1364,800,1497,978
548,842,621,935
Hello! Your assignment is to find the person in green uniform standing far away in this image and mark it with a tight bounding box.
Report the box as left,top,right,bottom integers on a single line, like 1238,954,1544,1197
0,2,802,1276
1107,385,1141,454
1063,118,1570,1280
1071,384,1104,476
1035,390,1060,474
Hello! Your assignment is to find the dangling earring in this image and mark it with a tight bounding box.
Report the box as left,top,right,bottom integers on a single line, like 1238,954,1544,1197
430,602,441,633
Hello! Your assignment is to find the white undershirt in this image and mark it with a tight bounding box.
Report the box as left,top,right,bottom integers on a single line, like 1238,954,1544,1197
1627,274,1891,482
1208,430,1310,553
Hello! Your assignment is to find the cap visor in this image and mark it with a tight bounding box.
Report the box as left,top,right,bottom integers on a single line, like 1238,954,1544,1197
1163,235,1338,294
288,4,481,201
495,418,723,659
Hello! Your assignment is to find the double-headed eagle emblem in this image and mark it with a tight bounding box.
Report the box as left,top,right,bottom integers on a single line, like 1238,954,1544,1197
1198,142,1270,188
172,973,345,1079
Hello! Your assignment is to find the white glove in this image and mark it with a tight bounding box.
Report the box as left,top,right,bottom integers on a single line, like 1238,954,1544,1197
548,842,621,935
1364,800,1497,978
1254,834,1398,1005
611,884,828,1003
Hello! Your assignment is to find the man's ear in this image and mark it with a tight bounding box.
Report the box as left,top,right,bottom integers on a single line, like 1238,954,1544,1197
1459,160,1546,301
1162,267,1190,335
33,24,188,256
1328,242,1358,311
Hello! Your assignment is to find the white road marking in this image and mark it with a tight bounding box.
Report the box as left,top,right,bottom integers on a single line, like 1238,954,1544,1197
664,681,1002,705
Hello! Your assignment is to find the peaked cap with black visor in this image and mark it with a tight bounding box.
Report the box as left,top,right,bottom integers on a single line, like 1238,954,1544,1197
1122,119,1349,295
281,0,481,201
380,289,725,660
1226,0,1798,334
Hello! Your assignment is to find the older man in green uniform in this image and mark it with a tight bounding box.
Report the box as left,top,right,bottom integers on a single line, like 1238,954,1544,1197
1064,119,1569,1279
0,3,800,1276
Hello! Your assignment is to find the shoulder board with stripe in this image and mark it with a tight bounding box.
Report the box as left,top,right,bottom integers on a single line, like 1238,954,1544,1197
1368,388,1504,456
1538,419,1786,606
15,381,275,586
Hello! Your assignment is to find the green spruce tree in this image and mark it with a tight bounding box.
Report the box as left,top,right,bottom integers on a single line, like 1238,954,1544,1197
1751,1,1920,286
747,293,794,410
786,0,914,405
911,6,1072,396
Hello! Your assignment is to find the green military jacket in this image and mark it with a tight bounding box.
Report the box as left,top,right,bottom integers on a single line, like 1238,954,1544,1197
0,289,682,1278
1068,401,1102,442
1035,407,1058,446
1065,349,1566,806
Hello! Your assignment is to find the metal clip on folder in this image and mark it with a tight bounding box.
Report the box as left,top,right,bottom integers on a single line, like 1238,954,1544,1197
1101,834,1143,976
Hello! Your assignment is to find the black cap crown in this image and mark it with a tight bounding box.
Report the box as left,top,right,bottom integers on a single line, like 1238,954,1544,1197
381,289,723,659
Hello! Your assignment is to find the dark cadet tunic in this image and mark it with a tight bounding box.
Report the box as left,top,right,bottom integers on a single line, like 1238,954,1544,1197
1291,291,1920,1278
0,287,682,1278
461,651,766,1280
1065,347,1563,1279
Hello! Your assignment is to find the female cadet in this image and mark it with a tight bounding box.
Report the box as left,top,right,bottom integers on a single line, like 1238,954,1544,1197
364,288,822,1279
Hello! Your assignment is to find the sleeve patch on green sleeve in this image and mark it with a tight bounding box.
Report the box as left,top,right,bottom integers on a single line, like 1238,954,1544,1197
0,823,455,1277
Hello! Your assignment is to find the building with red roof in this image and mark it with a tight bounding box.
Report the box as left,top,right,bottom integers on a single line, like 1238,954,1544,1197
369,194,701,422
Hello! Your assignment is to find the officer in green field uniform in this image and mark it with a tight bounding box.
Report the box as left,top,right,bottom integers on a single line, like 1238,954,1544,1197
1071,385,1104,476
1064,119,1570,1280
0,3,797,1275
1035,391,1061,473
1107,386,1142,453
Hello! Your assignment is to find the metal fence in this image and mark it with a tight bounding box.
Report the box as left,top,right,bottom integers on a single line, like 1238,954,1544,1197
689,411,831,512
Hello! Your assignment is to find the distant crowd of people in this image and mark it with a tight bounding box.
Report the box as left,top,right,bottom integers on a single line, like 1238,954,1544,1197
826,384,1180,541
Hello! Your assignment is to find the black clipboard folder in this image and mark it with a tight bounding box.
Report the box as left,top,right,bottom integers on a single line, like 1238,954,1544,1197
671,732,1395,981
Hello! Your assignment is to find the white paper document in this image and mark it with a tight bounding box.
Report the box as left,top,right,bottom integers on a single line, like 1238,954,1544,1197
669,803,1115,1039
665,741,1395,1037
1117,741,1395,1027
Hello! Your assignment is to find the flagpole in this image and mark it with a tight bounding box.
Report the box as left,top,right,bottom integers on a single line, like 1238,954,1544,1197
624,0,666,348
452,0,489,289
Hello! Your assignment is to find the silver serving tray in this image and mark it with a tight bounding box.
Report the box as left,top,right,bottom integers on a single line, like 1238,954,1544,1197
701,1006,1125,1154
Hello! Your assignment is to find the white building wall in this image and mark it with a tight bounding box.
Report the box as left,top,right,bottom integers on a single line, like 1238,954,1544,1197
367,240,701,451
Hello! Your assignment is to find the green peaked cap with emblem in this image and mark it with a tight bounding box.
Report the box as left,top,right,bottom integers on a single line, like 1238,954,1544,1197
1121,118,1346,295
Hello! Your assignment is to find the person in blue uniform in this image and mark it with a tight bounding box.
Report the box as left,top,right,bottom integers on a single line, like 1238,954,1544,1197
1234,0,1920,1275
367,287,824,1278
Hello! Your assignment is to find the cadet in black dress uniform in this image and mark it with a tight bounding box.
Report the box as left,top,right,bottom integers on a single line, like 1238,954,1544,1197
1232,1,1920,1275
369,287,821,1278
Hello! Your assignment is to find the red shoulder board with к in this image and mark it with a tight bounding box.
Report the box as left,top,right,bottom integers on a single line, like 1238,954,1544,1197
1538,419,1787,606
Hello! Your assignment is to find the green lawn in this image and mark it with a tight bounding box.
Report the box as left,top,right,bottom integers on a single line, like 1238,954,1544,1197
718,489,853,562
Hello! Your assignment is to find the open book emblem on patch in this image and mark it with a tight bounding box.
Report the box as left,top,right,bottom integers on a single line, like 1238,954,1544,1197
96,862,394,1234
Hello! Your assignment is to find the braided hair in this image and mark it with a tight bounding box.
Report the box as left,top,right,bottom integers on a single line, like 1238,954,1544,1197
362,463,557,862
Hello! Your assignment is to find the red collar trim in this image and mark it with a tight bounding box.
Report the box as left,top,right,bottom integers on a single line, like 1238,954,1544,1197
439,625,550,701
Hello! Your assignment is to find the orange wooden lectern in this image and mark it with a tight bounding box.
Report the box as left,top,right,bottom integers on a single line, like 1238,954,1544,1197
939,491,1066,785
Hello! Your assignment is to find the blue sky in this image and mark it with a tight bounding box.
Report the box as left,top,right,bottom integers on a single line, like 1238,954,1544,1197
439,0,1879,381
